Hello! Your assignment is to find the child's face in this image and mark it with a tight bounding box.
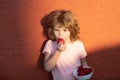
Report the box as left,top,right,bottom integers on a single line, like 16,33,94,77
53,26,71,42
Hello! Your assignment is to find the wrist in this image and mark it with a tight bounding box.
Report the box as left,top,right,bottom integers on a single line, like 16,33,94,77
56,49,62,52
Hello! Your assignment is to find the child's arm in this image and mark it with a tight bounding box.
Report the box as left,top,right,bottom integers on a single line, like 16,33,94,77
44,44,66,72
80,57,88,66
44,50,61,72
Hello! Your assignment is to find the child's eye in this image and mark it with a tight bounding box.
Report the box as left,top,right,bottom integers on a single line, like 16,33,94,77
54,29,59,31
64,29,68,31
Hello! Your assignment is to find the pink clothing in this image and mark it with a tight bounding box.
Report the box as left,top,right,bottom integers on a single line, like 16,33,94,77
42,40,87,80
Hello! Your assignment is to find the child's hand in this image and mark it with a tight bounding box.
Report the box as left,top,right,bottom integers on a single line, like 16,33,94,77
57,43,66,51
57,38,66,51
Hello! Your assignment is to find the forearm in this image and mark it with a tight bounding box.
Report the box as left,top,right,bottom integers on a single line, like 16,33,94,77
44,50,61,72
80,57,88,66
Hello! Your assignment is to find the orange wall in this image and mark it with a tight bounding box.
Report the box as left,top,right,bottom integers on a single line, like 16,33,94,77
0,0,120,80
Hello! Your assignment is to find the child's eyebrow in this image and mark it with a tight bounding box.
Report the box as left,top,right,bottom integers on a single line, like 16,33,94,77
53,26,68,30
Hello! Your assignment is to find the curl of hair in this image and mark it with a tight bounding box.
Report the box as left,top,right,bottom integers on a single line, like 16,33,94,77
46,10,80,41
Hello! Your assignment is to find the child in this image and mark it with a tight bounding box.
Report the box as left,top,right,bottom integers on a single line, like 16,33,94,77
42,10,88,80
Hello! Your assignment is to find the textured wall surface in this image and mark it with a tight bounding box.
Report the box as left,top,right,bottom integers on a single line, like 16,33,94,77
0,0,120,80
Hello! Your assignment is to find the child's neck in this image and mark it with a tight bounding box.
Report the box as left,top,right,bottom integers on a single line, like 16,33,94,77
65,39,73,44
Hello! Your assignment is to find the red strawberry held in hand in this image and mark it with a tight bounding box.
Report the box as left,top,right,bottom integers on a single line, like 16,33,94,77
77,66,92,76
57,38,65,44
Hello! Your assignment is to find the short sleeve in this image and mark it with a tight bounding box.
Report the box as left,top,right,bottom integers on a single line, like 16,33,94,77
77,41,87,58
42,40,52,54
42,40,57,55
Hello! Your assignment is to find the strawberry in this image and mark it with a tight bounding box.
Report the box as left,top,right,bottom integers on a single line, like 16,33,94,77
77,66,84,72
77,66,92,76
84,68,92,75
57,38,65,44
77,66,85,76
78,71,85,76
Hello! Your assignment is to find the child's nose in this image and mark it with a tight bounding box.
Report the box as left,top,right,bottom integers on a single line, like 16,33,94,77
59,31,63,36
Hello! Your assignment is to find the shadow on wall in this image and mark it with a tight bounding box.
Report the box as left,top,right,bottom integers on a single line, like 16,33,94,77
40,14,49,39
37,11,59,80
87,44,120,80
37,39,52,80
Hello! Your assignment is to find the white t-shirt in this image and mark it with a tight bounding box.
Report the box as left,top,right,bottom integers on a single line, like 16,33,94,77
42,40,87,80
